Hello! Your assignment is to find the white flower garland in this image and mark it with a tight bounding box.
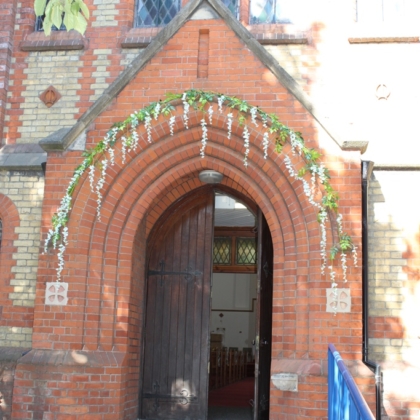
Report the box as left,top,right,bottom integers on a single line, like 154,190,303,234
44,90,357,306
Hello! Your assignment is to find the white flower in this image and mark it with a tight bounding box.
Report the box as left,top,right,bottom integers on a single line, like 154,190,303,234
341,252,348,282
169,115,176,136
227,113,233,139
262,114,268,128
131,128,139,151
109,148,115,166
153,102,161,120
200,118,208,158
88,165,95,193
208,105,213,125
262,132,269,159
352,246,358,267
144,113,152,143
243,126,250,167
183,101,190,129
250,107,259,127
218,95,225,113
121,136,127,164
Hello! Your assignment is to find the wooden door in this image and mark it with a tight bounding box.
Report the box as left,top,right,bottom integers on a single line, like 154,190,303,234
140,190,215,420
254,210,273,420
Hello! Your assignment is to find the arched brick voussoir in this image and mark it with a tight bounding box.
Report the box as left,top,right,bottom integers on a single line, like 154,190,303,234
68,122,318,286
96,162,289,351
102,137,302,258
0,194,21,325
0,193,21,227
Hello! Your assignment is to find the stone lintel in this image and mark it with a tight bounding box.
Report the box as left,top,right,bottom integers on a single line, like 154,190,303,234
0,144,46,170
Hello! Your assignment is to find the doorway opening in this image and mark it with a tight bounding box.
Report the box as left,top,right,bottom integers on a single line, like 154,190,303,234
139,186,273,420
208,193,258,420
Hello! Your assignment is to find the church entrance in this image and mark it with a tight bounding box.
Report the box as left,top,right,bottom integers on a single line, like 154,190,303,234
139,186,273,420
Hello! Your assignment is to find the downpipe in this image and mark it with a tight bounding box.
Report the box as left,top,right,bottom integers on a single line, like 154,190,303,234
361,161,382,420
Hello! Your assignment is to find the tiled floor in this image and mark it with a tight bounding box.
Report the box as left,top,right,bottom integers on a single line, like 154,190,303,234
208,406,253,420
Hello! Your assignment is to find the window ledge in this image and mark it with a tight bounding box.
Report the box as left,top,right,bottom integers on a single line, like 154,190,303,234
349,23,419,44
349,36,419,44
121,27,162,48
20,30,86,52
247,24,309,45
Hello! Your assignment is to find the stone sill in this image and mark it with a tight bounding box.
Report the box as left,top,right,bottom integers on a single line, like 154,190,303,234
121,24,308,48
247,24,308,45
349,36,419,44
20,30,86,52
121,27,162,48
0,144,46,171
349,23,419,44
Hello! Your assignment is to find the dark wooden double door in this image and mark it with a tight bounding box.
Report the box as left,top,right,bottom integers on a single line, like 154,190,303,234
140,188,273,420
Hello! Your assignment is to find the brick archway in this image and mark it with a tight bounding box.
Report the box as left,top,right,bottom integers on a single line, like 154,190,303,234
26,110,334,419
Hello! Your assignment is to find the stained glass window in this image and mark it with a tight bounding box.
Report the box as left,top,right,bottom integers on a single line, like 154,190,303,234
213,237,232,264
222,0,239,17
136,0,181,27
236,237,257,265
35,0,66,31
250,0,294,24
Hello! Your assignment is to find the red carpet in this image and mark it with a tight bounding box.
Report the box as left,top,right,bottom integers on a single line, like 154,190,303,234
208,378,254,407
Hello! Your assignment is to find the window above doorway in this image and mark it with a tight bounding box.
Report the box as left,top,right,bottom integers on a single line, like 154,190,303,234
250,0,296,24
213,194,257,273
135,0,181,27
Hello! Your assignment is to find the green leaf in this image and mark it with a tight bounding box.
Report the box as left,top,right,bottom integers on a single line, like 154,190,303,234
51,3,63,30
73,13,87,34
298,167,306,178
330,245,340,260
42,18,53,36
34,0,47,16
63,11,75,31
77,0,90,19
63,0,72,14
165,92,182,101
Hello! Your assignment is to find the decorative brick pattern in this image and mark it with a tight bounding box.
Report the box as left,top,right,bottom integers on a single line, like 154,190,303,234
12,51,83,143
0,173,44,347
89,49,113,101
45,282,68,305
0,2,17,146
326,288,351,313
92,0,120,27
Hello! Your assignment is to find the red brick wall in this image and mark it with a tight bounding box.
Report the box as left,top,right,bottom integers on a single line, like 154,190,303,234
0,1,18,146
6,6,369,420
